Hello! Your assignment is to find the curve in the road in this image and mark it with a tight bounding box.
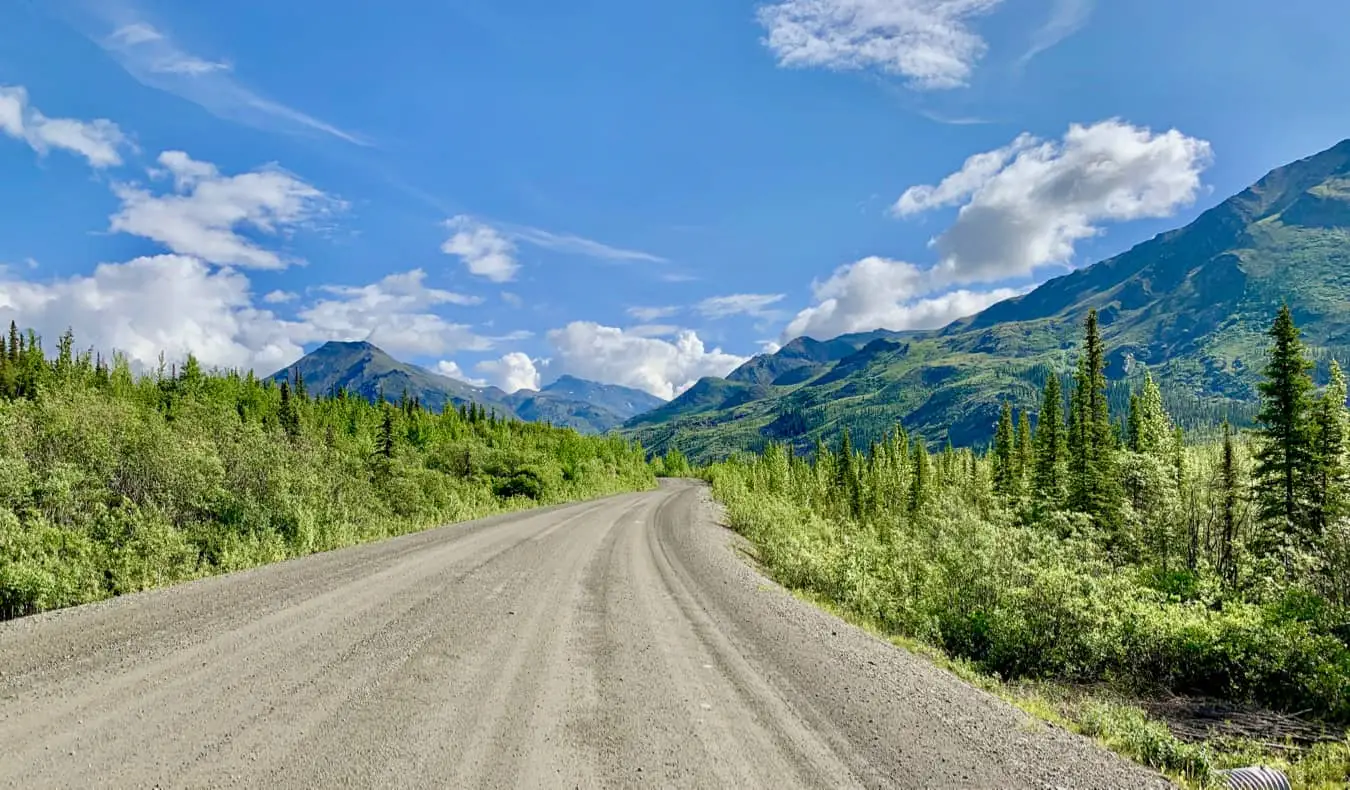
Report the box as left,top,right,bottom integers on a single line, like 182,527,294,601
0,480,1172,789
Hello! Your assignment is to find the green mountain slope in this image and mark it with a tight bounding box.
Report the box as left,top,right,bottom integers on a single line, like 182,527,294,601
270,342,665,433
627,138,1350,461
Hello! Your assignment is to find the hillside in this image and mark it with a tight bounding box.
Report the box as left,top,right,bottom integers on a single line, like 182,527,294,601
627,138,1350,461
270,341,664,433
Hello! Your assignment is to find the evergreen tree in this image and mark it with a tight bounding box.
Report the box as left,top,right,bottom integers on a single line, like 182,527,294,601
1253,305,1315,552
1033,374,1067,511
1218,421,1240,589
992,401,1015,497
7,320,19,365
1310,359,1349,535
909,439,932,514
1067,310,1121,529
1133,371,1173,459
380,407,397,459
278,382,300,438
1015,410,1032,490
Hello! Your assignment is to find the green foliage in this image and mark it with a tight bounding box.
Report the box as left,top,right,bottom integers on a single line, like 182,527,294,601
0,329,655,620
706,307,1350,750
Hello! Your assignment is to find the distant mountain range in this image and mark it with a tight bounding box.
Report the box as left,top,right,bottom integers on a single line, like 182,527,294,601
625,138,1350,462
269,341,665,434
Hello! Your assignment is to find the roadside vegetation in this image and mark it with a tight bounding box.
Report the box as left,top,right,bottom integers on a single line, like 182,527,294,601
0,326,654,620
708,306,1350,787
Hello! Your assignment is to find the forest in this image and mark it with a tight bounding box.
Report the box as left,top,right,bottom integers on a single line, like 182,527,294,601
0,325,654,620
708,306,1350,787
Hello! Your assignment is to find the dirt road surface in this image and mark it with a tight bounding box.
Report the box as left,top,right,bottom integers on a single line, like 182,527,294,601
0,480,1171,789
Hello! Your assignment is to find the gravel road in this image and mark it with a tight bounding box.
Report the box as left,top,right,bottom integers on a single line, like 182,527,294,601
0,480,1172,789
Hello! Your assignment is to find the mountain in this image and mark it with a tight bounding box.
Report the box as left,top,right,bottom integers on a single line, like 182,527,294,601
626,138,1350,462
270,341,664,433
506,377,666,435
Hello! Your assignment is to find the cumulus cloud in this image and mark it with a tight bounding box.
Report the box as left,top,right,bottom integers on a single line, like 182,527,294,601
893,119,1213,284
436,360,488,387
545,322,744,400
757,0,1004,89
442,215,519,282
0,85,128,168
263,289,297,304
476,352,541,393
110,150,337,269
696,293,786,319
0,254,305,373
298,269,488,357
783,255,1020,340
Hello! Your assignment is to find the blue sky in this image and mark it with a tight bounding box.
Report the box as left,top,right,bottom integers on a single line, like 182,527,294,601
2,0,1349,398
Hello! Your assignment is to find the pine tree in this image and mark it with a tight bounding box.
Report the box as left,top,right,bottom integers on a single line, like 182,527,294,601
8,321,19,365
1016,411,1032,491
1127,392,1143,452
1033,374,1067,511
1253,304,1315,552
278,382,300,438
1310,359,1349,536
380,407,396,459
1133,371,1173,459
1218,421,1240,589
992,401,1015,497
909,439,932,514
1067,310,1121,529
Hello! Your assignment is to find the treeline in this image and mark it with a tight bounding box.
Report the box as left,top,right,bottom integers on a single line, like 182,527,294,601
0,325,654,619
710,307,1350,731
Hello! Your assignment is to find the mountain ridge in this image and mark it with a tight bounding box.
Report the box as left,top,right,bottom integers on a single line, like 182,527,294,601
625,137,1350,461
269,341,665,433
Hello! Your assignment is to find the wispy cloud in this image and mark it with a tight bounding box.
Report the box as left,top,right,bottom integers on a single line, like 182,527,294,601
70,6,368,146
696,293,786,319
499,223,667,263
1016,0,1095,69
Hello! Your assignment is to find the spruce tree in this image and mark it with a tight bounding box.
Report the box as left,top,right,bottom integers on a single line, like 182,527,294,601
1253,304,1315,551
1133,371,1173,459
1218,421,1240,589
8,321,19,365
1033,374,1067,511
278,382,300,438
1310,359,1349,536
1016,411,1032,490
1067,310,1121,530
992,401,1015,497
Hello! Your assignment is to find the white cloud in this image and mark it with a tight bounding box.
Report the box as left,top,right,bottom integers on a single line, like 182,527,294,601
442,215,520,282
0,85,128,168
110,150,337,269
436,360,488,387
94,19,366,145
893,119,1212,284
263,289,297,304
476,352,540,393
627,305,679,321
783,255,1020,340
696,293,786,319
298,269,488,357
545,322,745,400
500,291,523,307
626,324,681,338
0,254,305,373
504,225,666,263
757,0,1004,89
1018,0,1094,68
0,258,500,377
